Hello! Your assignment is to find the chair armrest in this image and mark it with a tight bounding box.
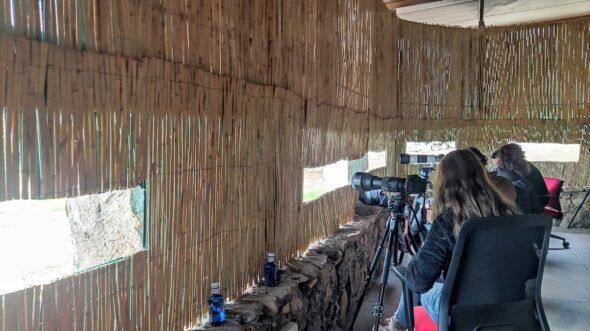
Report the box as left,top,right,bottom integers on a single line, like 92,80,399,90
391,265,408,284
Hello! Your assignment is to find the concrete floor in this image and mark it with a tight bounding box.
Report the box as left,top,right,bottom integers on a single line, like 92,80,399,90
353,228,590,331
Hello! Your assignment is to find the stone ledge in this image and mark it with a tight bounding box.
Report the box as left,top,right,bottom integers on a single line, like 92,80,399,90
189,204,387,331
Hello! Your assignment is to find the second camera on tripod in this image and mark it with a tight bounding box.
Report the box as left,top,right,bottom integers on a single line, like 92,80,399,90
351,172,428,195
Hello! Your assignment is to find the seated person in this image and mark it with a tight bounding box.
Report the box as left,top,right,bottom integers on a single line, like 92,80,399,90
467,147,516,202
493,143,548,214
393,149,519,328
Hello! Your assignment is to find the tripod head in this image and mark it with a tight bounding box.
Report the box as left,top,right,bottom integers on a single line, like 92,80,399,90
419,164,436,180
385,191,406,216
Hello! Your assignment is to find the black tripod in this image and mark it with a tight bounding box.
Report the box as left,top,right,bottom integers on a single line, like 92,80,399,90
567,188,590,229
351,192,407,331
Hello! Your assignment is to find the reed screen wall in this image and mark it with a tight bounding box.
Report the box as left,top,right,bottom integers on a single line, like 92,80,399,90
392,18,590,182
0,1,588,330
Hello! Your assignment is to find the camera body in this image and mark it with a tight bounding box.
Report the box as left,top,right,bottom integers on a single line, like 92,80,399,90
351,172,427,195
352,171,432,257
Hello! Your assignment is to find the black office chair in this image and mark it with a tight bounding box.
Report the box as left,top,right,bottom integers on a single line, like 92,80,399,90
393,215,552,331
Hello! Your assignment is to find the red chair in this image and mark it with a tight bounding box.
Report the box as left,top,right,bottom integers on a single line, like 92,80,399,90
543,177,570,248
413,306,438,331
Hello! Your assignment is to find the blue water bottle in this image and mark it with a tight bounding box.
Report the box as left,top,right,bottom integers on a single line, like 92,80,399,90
208,282,225,325
264,252,277,287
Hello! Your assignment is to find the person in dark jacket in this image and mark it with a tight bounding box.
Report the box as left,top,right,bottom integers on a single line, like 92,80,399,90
393,149,519,328
467,147,517,202
495,167,539,213
527,162,549,207
494,143,548,213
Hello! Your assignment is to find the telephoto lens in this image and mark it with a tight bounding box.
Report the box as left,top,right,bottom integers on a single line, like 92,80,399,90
351,172,407,193
400,153,444,165
351,172,428,194
358,189,388,207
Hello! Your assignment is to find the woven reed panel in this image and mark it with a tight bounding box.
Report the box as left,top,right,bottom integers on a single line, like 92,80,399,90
2,1,590,329
483,18,590,121
396,17,590,185
397,20,481,121
0,0,395,329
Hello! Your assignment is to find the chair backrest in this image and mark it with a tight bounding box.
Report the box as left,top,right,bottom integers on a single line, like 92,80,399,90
438,215,552,331
543,177,564,219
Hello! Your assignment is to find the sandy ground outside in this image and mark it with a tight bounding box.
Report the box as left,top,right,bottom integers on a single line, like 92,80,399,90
0,199,73,294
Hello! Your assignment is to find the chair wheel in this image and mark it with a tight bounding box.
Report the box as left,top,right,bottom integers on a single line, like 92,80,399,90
563,241,570,248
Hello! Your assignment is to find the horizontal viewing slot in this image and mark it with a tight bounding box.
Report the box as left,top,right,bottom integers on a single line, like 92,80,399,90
303,151,388,203
514,142,580,162
303,160,349,203
0,186,146,295
368,151,387,171
406,141,456,155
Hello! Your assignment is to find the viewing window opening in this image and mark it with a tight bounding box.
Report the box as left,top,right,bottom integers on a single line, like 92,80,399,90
368,151,387,170
405,141,456,155
0,185,147,295
303,160,350,203
513,142,580,162
303,151,388,203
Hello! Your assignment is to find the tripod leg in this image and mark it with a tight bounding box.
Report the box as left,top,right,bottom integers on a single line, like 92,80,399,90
392,216,400,266
568,189,590,229
372,218,397,330
351,218,392,328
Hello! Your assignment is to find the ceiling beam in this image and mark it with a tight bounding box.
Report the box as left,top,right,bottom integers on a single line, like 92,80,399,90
384,0,443,10
395,0,590,28
479,0,485,27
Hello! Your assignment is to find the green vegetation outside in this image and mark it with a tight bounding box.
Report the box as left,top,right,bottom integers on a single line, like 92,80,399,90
303,188,325,203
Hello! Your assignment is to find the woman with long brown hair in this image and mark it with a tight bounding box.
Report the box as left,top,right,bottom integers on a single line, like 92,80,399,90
393,149,519,329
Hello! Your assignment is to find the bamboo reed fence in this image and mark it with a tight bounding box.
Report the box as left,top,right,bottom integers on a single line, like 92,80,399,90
396,18,590,183
0,0,588,330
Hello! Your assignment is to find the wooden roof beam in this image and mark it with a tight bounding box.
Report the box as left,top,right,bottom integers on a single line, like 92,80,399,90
384,0,443,11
